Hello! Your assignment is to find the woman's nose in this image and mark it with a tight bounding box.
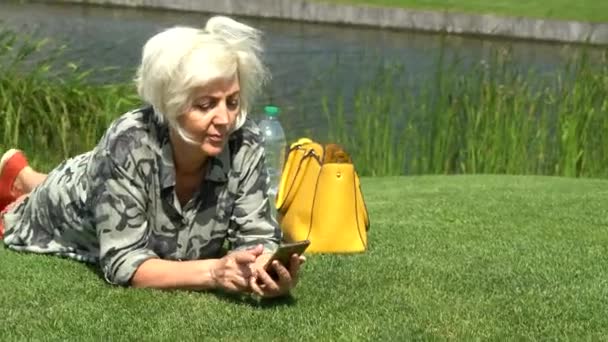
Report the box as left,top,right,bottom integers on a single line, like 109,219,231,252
213,102,230,125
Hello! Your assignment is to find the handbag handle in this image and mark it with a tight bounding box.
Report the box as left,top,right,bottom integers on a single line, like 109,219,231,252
276,141,322,212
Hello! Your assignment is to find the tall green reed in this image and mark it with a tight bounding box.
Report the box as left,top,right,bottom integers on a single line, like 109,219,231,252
0,29,140,170
323,45,608,179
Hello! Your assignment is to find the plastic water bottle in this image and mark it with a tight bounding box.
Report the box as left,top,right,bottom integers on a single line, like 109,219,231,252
258,105,287,206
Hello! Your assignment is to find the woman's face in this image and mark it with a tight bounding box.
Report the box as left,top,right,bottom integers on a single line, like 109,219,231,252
177,75,241,157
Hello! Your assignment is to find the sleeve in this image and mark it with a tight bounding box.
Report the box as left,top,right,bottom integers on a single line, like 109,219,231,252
228,146,281,253
88,151,157,286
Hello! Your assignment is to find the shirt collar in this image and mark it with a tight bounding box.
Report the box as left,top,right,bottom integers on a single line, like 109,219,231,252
205,144,231,183
159,140,176,190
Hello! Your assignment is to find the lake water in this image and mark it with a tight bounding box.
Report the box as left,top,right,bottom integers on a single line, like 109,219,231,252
0,1,603,137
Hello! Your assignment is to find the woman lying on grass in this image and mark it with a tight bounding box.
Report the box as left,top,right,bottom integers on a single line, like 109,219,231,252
0,16,304,297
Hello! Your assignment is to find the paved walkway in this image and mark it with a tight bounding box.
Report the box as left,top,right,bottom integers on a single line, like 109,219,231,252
56,0,608,45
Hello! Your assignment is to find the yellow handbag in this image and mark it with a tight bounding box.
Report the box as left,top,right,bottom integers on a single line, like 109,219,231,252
275,138,370,253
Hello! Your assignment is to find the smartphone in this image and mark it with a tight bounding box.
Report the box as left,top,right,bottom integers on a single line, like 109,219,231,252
263,240,310,280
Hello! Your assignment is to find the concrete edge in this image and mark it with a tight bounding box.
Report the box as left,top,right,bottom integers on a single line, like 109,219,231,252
46,0,608,45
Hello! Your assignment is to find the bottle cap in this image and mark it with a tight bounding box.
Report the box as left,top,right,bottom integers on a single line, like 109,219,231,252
264,105,280,117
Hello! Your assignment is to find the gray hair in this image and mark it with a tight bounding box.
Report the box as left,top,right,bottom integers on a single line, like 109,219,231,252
135,16,270,131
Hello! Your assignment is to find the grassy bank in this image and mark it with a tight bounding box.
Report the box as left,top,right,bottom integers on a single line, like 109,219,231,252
2,175,608,339
1,29,607,178
312,0,608,23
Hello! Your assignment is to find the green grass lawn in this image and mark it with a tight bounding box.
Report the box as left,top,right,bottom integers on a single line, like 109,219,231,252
313,0,608,23
1,175,608,340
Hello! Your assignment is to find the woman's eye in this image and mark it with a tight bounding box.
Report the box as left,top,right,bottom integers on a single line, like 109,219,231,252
195,103,212,112
227,98,239,110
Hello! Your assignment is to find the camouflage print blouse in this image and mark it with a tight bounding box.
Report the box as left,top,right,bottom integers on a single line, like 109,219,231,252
2,106,281,285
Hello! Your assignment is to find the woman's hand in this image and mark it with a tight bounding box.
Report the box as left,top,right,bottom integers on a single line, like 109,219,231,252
211,245,263,293
250,253,306,298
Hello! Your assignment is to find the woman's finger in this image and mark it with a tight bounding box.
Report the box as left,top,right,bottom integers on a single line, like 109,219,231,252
289,254,301,285
222,282,239,293
273,260,293,289
230,250,257,265
257,265,280,292
249,276,264,297
236,263,254,279
229,275,250,292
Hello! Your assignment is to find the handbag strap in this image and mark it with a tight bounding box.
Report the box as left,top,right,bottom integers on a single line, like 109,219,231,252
275,141,323,211
355,174,371,231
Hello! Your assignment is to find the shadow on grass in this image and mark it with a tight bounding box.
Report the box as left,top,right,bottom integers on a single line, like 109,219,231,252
211,289,298,308
85,262,298,308
85,262,105,279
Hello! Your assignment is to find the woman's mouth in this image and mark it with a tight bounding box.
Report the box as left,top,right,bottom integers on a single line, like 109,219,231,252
207,134,224,143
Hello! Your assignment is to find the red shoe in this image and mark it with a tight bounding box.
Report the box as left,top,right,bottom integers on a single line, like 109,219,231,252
0,149,29,212
0,209,5,240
